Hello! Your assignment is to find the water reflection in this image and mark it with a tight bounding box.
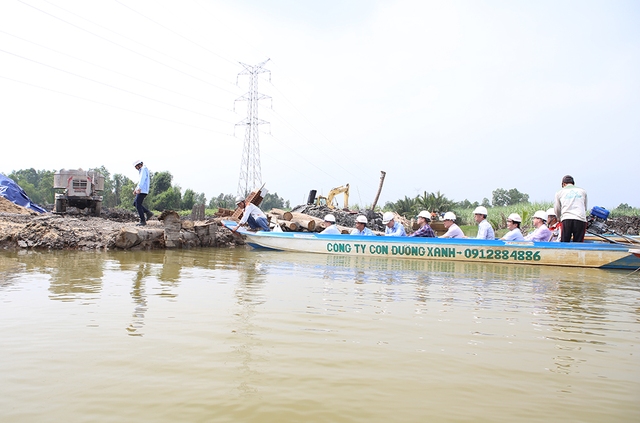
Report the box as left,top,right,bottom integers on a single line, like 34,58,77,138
1,249,639,380
230,251,268,395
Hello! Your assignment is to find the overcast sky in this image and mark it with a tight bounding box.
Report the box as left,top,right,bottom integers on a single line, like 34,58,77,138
1,0,639,209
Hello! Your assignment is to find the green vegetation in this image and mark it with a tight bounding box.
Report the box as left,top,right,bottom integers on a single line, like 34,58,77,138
4,168,639,223
3,167,290,215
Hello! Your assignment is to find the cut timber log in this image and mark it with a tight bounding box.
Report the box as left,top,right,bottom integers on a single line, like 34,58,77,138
289,212,320,232
270,208,293,221
277,219,299,232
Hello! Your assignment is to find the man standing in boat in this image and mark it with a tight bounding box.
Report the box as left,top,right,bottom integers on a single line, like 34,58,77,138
554,175,587,242
233,196,270,232
408,210,436,237
382,212,407,236
473,206,495,239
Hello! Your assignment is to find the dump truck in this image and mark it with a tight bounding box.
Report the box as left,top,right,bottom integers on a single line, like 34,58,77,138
53,169,104,216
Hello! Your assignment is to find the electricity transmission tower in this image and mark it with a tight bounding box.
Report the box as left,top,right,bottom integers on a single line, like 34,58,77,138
235,59,271,197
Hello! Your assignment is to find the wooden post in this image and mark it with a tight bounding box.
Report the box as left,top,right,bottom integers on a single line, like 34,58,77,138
371,171,386,211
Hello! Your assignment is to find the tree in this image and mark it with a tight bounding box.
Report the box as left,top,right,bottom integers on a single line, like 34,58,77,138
261,192,289,211
209,193,236,209
415,191,453,213
91,166,115,207
8,168,55,206
151,186,181,211
112,173,134,208
150,171,172,195
181,189,196,211
481,198,491,208
393,196,418,218
492,188,529,206
194,192,206,206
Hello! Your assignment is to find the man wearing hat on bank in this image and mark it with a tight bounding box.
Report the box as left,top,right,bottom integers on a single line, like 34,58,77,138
132,159,153,226
409,210,436,237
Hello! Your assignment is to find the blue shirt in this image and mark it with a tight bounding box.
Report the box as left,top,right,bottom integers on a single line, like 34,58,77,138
136,165,150,194
502,228,524,241
385,222,407,237
350,227,375,236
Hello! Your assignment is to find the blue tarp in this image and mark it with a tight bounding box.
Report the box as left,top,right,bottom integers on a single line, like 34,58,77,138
0,174,47,213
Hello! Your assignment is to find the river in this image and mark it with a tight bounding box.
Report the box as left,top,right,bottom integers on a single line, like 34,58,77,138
1,248,638,422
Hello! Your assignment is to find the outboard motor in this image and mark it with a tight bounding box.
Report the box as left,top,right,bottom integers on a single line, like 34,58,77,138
587,206,610,234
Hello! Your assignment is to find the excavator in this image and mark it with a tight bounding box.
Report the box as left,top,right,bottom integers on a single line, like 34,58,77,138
315,184,349,210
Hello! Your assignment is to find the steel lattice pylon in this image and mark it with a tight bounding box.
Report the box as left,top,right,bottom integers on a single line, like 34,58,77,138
235,59,271,198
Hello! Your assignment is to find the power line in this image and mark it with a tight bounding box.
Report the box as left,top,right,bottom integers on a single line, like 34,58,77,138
0,47,237,125
0,75,236,136
16,0,239,96
0,29,235,113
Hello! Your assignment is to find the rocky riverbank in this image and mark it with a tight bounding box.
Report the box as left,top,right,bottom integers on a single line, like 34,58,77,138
0,197,241,250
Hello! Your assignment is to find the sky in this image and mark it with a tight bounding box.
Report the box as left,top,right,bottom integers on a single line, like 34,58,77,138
1,0,639,209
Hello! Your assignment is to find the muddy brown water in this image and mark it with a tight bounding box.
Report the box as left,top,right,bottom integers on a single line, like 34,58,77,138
1,248,639,422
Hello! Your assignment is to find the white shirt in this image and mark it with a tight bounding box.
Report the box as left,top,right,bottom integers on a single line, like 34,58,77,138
321,225,341,234
441,223,464,239
238,203,267,225
476,219,495,240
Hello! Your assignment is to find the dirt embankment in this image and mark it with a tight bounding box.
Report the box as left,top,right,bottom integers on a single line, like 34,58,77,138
0,197,240,250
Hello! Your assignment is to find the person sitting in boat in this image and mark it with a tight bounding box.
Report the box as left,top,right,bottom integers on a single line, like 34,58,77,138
524,210,553,242
440,212,465,238
382,212,407,236
409,210,435,237
473,206,495,239
501,213,525,241
320,214,342,235
232,196,270,232
350,215,375,236
546,208,562,242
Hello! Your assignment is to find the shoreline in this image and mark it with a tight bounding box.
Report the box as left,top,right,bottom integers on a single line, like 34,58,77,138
0,211,242,251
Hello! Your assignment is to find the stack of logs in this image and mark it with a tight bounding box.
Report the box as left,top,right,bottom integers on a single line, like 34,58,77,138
268,208,382,235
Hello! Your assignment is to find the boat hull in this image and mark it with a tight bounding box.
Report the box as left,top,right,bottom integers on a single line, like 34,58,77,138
226,223,640,270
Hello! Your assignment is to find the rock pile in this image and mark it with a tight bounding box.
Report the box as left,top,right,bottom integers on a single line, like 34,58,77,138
290,204,386,232
605,216,640,235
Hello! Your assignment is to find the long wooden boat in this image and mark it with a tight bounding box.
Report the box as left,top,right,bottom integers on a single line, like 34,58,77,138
224,221,640,270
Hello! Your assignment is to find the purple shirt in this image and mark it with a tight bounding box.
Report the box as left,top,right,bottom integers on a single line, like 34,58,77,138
409,224,435,237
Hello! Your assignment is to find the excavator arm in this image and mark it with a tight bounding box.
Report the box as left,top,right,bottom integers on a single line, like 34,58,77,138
324,184,349,209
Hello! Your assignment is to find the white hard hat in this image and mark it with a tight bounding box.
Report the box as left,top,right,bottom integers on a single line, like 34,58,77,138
546,208,556,217
473,206,488,216
443,211,456,221
417,210,431,220
324,214,336,223
355,215,368,224
533,210,548,221
382,212,395,224
235,195,244,204
133,159,143,167
507,213,522,223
